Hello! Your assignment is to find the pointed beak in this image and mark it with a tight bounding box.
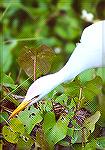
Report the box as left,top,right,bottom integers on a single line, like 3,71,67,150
8,100,32,120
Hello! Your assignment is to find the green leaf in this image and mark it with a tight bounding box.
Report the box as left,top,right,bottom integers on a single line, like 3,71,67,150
1,73,17,89
0,143,2,150
64,77,81,97
79,69,95,82
46,85,64,100
57,0,71,11
96,68,105,82
83,111,101,133
55,94,68,105
10,118,25,135
45,101,53,112
65,43,75,54
67,99,76,110
45,115,70,147
0,112,9,123
81,0,99,12
18,105,43,134
2,125,19,144
96,137,105,149
83,76,102,101
43,112,56,134
36,128,50,150
83,139,96,150
1,44,12,73
83,88,96,101
67,127,74,137
17,133,34,150
71,130,78,144
55,26,69,39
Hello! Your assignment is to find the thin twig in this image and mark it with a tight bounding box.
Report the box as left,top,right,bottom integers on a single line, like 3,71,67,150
0,2,11,21
1,75,33,102
2,37,43,44
15,68,22,84
0,115,10,126
1,106,12,113
77,87,83,110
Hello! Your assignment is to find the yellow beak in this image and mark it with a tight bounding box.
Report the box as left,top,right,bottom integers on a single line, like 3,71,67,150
8,100,32,120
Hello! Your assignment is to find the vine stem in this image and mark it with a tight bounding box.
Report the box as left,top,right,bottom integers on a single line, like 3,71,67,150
82,127,86,147
34,56,37,81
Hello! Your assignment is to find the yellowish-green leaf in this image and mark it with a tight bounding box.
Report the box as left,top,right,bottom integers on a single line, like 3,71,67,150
10,118,25,135
18,105,43,134
17,133,34,150
83,111,101,133
2,125,19,144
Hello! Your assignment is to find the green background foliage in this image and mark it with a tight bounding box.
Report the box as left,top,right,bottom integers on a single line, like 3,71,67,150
0,0,105,149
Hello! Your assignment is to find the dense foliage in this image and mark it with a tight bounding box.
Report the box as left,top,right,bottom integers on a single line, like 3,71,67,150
0,0,105,150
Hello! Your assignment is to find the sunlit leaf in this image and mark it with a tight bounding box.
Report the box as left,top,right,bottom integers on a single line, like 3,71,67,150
18,105,43,134
2,125,19,144
43,113,69,147
83,111,101,133
96,68,105,82
10,118,25,135
43,112,56,134
79,69,95,82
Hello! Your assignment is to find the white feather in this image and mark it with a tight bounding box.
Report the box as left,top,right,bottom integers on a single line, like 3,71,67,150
24,20,105,104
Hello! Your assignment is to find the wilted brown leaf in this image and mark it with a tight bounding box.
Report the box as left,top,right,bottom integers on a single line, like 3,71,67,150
17,45,55,79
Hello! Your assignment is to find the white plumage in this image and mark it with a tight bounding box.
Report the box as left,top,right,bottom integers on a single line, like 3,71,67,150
9,20,105,119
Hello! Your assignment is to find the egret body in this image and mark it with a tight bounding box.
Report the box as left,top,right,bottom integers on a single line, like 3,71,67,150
9,20,105,119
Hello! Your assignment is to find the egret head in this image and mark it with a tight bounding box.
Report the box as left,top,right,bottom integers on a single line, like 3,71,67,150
8,74,59,119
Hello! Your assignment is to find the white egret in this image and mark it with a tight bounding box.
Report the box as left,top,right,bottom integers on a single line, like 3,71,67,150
9,20,105,119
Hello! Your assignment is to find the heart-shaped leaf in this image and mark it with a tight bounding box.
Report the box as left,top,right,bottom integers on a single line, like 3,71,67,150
17,45,55,79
